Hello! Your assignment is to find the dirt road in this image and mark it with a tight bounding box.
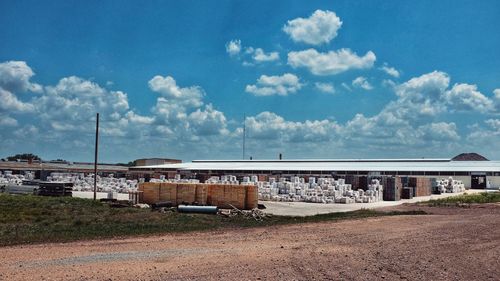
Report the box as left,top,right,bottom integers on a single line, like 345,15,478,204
1,205,499,281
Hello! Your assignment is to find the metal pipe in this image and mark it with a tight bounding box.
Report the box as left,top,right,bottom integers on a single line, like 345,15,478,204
178,205,218,214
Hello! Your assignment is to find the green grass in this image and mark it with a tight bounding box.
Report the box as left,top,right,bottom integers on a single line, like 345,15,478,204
0,194,425,246
424,192,500,206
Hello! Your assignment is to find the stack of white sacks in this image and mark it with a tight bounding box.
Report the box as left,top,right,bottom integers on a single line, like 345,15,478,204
149,174,200,184
47,172,137,193
0,171,34,185
205,175,239,185
205,175,383,204
436,177,465,193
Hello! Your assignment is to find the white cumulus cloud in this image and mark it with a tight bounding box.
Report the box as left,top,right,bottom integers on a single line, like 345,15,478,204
252,48,280,62
245,73,302,96
148,75,204,108
314,82,335,94
0,60,42,93
352,76,373,90
288,48,376,75
444,83,493,113
283,10,342,45
379,63,400,78
225,39,241,56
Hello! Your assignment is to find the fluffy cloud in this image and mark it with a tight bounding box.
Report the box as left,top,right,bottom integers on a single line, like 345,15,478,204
227,41,280,65
0,114,17,126
148,75,204,108
379,64,400,78
245,73,302,96
36,76,130,124
188,104,228,136
225,39,241,56
2,60,500,161
251,48,279,62
444,83,493,113
283,10,342,45
352,76,373,90
314,82,335,94
417,122,460,142
494,89,500,99
390,71,495,118
0,87,34,112
288,48,376,75
246,112,340,143
0,61,42,93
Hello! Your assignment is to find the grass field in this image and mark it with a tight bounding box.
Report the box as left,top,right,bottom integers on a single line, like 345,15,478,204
0,194,425,246
425,192,500,206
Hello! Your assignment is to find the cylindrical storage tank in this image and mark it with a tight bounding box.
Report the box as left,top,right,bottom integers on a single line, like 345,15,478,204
178,205,218,214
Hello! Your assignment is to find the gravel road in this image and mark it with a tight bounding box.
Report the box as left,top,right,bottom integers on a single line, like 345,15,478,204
1,204,499,281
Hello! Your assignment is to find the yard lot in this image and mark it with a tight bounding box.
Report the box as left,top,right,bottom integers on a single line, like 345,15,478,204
0,201,499,280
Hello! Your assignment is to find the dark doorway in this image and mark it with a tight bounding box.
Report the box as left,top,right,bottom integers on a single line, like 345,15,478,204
471,175,486,189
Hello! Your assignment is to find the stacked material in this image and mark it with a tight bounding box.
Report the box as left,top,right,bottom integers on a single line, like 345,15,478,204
149,178,200,184
206,175,239,185
436,177,466,193
0,171,35,185
401,187,413,199
47,173,137,193
409,177,433,197
138,182,258,210
37,182,73,197
209,176,383,204
382,177,402,201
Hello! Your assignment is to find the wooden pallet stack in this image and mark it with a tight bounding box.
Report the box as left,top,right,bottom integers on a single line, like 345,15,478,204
409,177,432,197
159,183,177,202
176,183,197,205
224,185,246,209
138,183,258,210
195,184,208,205
37,182,73,197
245,185,258,209
141,182,160,204
382,176,402,201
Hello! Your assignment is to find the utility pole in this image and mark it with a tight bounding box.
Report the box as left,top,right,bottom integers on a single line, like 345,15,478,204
93,113,99,200
242,114,246,160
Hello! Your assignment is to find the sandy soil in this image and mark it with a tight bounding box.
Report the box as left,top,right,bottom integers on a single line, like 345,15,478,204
262,190,485,216
1,204,499,281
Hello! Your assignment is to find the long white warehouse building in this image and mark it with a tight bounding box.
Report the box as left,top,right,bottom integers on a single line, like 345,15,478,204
131,155,500,189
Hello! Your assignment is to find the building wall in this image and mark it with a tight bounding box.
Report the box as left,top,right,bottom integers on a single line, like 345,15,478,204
135,158,181,166
488,176,500,188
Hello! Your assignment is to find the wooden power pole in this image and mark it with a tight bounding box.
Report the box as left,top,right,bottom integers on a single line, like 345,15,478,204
93,113,99,200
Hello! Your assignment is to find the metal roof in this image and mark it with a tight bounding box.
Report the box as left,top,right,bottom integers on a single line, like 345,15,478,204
132,159,500,172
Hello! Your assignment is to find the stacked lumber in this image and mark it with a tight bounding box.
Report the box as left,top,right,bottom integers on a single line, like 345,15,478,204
139,182,160,204
176,184,196,205
225,185,247,209
138,182,258,210
195,184,208,205
409,177,432,197
207,184,225,208
245,185,258,209
159,183,177,202
382,177,402,201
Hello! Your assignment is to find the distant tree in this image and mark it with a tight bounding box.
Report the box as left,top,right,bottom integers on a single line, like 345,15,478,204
6,153,41,161
114,161,136,167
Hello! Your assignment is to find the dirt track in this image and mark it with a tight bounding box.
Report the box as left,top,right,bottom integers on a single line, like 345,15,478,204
1,204,499,281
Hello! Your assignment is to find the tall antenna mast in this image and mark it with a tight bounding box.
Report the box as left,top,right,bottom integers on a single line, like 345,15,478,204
242,114,246,160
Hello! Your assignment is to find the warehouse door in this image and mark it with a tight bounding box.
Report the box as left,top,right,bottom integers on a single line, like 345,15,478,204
471,175,486,189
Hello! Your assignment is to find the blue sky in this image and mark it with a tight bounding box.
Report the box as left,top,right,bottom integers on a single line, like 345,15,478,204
0,0,499,162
